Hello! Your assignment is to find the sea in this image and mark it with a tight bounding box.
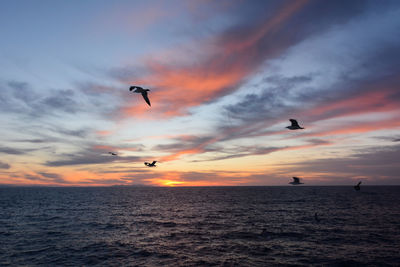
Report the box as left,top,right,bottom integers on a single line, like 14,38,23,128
0,186,399,266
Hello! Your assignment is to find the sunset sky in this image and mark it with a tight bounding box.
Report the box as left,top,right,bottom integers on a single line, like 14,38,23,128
1,0,400,186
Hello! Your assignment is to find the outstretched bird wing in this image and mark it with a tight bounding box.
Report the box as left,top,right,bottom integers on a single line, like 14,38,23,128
142,91,151,106
129,86,143,91
152,161,157,165
289,119,300,127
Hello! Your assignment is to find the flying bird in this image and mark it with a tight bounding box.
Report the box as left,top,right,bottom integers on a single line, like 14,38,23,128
286,119,304,130
289,177,304,185
354,181,361,191
129,86,151,106
108,152,117,156
144,161,157,167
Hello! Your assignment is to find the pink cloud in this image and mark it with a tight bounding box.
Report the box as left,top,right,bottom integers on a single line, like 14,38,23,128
120,1,310,118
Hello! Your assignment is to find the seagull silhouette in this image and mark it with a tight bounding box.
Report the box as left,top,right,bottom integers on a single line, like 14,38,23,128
129,86,151,106
286,119,304,130
354,181,361,191
144,161,157,167
108,152,117,156
289,177,304,185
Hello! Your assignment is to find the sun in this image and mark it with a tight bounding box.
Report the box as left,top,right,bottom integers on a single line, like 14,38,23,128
161,180,185,187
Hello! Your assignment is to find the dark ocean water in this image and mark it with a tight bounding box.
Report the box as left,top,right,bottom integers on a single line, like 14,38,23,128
1,186,399,266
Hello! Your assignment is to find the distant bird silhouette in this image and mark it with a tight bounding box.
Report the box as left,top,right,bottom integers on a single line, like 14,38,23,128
286,119,304,130
108,152,117,156
289,177,304,185
144,161,157,167
129,86,151,106
354,181,361,191
314,212,321,223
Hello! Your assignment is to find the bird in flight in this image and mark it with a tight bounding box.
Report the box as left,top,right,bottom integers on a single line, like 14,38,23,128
144,161,157,167
108,152,117,156
129,86,151,106
286,119,304,130
289,177,304,185
354,181,361,191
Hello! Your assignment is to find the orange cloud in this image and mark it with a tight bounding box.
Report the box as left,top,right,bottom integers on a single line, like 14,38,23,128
158,130,332,163
121,1,309,118
96,130,112,136
307,88,400,120
302,117,400,138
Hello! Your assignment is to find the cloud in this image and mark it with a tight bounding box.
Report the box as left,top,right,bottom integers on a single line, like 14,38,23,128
224,74,313,124
304,80,400,123
118,0,367,118
52,127,91,138
45,153,142,167
218,73,400,145
24,172,67,184
40,89,78,114
1,82,81,116
154,132,331,162
44,144,144,167
298,118,400,138
217,4,400,141
279,145,400,184
0,146,26,155
0,80,123,123
13,139,47,143
0,161,10,169
201,138,332,162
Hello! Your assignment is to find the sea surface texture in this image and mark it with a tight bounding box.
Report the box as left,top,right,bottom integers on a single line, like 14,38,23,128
1,186,399,266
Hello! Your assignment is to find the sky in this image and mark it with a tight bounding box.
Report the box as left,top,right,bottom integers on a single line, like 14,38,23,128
1,0,400,186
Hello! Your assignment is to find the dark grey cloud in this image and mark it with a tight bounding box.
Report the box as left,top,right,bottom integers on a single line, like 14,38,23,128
8,81,37,104
45,153,142,167
1,81,81,116
53,127,91,138
13,139,47,143
40,89,78,114
153,136,213,152
371,136,400,143
93,168,150,174
0,79,124,123
155,132,331,162
225,74,313,123
202,138,331,162
24,172,67,184
38,172,62,179
71,82,126,120
0,161,10,169
0,146,26,155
